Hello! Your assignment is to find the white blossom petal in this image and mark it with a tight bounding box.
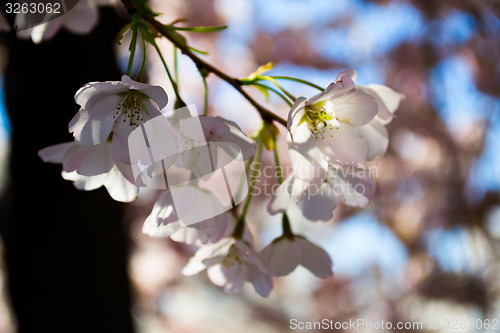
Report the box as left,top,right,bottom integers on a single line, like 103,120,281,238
248,266,273,298
261,238,301,276
358,118,389,161
121,75,168,109
62,171,107,191
360,84,405,124
295,236,333,278
63,142,114,176
316,124,368,164
267,175,293,215
102,166,139,202
38,142,74,163
77,94,119,145
62,0,99,34
327,89,378,126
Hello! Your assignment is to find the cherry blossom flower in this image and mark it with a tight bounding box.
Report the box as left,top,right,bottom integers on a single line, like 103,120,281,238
142,186,228,245
288,69,404,165
69,75,171,165
260,235,333,278
147,109,256,179
268,147,375,221
274,70,403,220
182,237,272,297
38,140,139,202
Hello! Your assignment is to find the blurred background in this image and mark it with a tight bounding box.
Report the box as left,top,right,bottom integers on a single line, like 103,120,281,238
1,0,500,332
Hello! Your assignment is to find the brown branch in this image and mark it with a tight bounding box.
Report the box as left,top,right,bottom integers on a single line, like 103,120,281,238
120,0,287,127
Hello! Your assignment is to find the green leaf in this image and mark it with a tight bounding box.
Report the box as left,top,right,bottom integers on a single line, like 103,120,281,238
269,76,325,91
254,85,270,100
189,46,208,55
173,25,228,32
247,62,274,80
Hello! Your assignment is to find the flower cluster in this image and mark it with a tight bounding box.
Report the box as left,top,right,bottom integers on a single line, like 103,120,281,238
269,70,404,221
39,68,403,297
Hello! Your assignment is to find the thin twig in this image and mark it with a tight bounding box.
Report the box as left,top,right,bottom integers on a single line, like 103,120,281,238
120,0,287,127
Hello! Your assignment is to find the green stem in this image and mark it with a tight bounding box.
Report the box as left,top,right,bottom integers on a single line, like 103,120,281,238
202,74,208,115
273,135,283,185
150,38,185,105
136,31,148,81
282,214,294,239
270,76,325,91
234,136,264,238
174,46,179,88
257,76,297,102
133,10,286,126
250,82,293,107
126,26,138,77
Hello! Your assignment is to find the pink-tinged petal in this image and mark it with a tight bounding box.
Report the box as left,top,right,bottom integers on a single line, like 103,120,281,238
102,166,139,202
360,84,404,124
114,158,145,187
121,76,169,108
261,238,301,276
307,76,355,105
358,118,389,161
318,124,368,164
142,191,179,237
217,246,248,294
328,89,378,126
111,120,136,165
330,164,375,207
288,145,326,181
336,69,357,82
69,109,89,140
209,117,256,160
248,266,273,297
197,116,231,142
295,236,333,278
234,240,267,272
137,109,178,163
62,171,106,191
30,20,62,44
203,238,235,258
142,217,177,239
62,143,113,176
181,239,231,275
78,94,119,145
38,142,74,163
294,181,339,222
267,175,293,215
170,186,225,227
170,213,227,245
75,81,126,110
62,0,98,34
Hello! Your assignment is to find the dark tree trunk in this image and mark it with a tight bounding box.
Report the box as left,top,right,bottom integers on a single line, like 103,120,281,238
0,8,135,333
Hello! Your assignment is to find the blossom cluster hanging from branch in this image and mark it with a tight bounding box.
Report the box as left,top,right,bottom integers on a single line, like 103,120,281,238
14,0,406,297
